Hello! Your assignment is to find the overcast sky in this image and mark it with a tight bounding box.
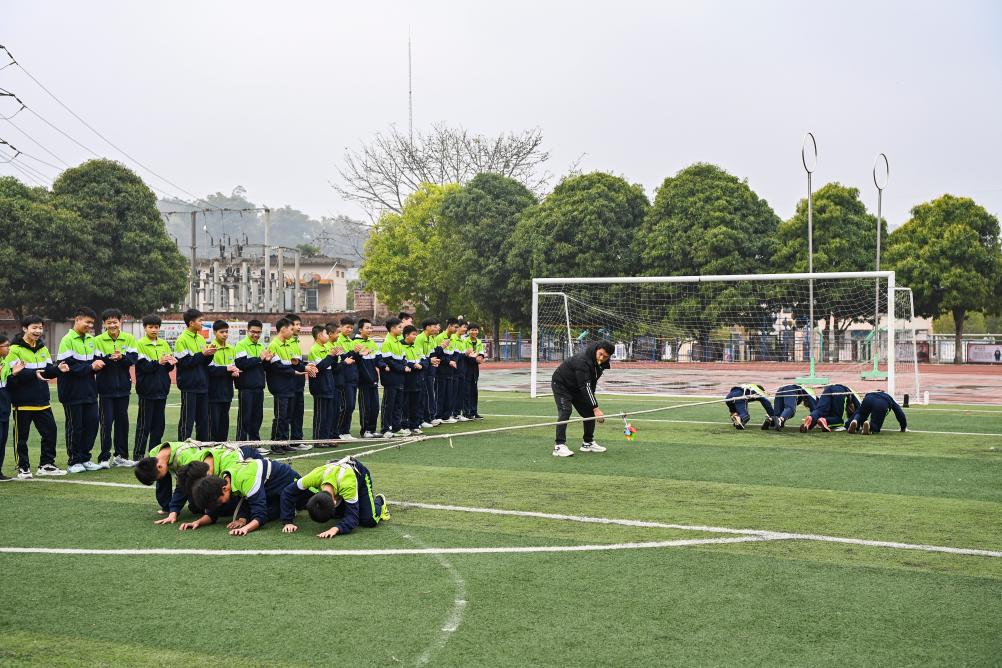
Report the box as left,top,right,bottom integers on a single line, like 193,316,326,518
4,1,1001,228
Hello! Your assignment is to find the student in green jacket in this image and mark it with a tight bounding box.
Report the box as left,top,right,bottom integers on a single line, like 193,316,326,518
93,308,138,468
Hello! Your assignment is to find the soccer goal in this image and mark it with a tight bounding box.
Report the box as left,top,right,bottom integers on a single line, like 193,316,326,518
530,271,921,401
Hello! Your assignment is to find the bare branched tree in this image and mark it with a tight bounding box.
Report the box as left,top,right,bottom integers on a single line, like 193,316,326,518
334,123,549,214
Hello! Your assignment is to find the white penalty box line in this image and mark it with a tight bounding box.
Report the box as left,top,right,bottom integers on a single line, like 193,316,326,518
10,478,1002,559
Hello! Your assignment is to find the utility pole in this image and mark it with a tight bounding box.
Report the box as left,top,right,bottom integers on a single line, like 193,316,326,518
408,27,414,144
263,208,271,312
294,249,301,312
189,211,198,309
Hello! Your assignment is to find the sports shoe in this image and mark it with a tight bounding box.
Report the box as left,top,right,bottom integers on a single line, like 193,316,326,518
579,441,607,453
289,443,313,451
256,447,271,456
457,415,470,422
382,432,394,439
112,456,136,468
16,468,32,480
861,420,871,435
66,463,86,474
552,443,574,457
82,461,104,471
761,417,773,430
40,464,69,476
800,416,813,432
411,428,423,435
362,431,379,439
443,417,458,424
472,414,485,420
776,416,786,430
431,419,443,426
270,444,291,454
847,419,858,434
0,472,12,482
398,429,412,437
339,433,356,440
817,417,831,433
91,460,111,470
420,422,434,429
730,414,745,430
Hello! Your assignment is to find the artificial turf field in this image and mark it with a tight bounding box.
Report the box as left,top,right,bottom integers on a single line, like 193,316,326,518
1,388,1001,666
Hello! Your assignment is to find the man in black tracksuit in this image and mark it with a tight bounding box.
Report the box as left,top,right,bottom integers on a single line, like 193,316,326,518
550,340,614,458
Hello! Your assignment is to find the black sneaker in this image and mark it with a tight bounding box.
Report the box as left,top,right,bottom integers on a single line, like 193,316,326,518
270,444,291,454
776,417,785,430
0,472,12,482
761,418,773,430
472,414,485,420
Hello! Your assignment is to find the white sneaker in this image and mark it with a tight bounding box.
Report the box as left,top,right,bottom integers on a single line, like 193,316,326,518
40,464,69,476
411,428,423,435
457,415,470,422
382,432,394,439
362,431,378,439
112,456,136,468
81,461,102,471
256,447,270,456
552,443,575,457
443,417,458,424
67,463,86,474
339,433,356,440
420,422,434,429
579,442,607,453
92,460,111,470
398,429,412,437
17,467,33,479
289,443,313,451
431,419,443,426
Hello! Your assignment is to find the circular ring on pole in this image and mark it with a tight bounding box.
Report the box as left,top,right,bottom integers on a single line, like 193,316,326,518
873,152,889,190
801,132,818,173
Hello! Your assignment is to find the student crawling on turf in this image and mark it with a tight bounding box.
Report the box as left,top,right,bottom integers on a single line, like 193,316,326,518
846,390,907,434
800,384,861,432
724,384,775,430
279,457,387,538
183,458,300,535
134,441,262,522
769,384,818,430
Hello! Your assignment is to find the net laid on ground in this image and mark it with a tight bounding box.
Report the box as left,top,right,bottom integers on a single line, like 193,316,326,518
531,271,920,401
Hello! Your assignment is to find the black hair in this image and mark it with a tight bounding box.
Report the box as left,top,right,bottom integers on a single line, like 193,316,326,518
325,322,338,335
285,313,301,325
340,317,355,326
247,319,263,330
101,308,123,322
0,335,9,346
134,457,159,485
176,461,211,496
384,317,402,330
21,314,43,328
446,317,459,326
420,318,439,329
191,475,227,512
357,318,372,329
398,312,413,321
311,324,325,338
182,308,202,326
212,319,229,332
467,323,480,331
74,307,98,320
402,325,419,338
275,317,293,331
597,341,615,355
142,314,162,327
306,492,338,523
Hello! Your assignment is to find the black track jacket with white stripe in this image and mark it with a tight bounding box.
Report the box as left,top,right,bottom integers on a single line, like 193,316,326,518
550,342,610,409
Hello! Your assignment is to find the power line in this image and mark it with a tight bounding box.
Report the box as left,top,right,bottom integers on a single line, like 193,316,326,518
1,115,71,167
0,44,222,211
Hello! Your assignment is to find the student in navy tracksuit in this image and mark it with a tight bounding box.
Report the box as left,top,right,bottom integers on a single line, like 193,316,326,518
769,384,817,430
379,317,406,436
847,391,907,434
134,314,175,459
308,325,339,442
93,309,138,466
326,322,345,438
435,318,460,422
354,319,380,437
186,458,302,532
174,308,214,442
0,335,11,481
417,319,441,427
335,317,359,439
206,320,238,441
802,384,861,432
265,318,299,451
57,307,102,472
285,313,307,441
234,319,267,441
724,384,774,430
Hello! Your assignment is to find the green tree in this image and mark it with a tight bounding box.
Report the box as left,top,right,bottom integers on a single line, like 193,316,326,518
296,243,322,257
0,176,99,319
507,172,649,326
53,159,188,317
361,183,463,317
633,163,780,358
440,173,537,357
773,182,881,358
885,194,1002,362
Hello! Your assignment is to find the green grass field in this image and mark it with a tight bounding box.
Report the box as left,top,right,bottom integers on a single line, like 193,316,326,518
1,388,1001,666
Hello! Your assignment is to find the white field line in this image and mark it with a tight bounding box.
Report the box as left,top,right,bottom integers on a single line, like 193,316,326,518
16,480,1002,558
0,536,771,558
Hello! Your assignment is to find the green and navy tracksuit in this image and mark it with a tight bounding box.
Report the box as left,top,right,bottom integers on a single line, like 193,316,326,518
234,336,266,441
174,328,211,441
772,384,817,421
289,335,307,441
93,330,137,462
266,336,300,440
328,338,345,430
149,440,201,511
402,340,425,429
463,335,485,417
724,384,775,424
808,384,862,428
57,329,100,466
850,391,907,433
379,333,406,433
134,335,173,459
434,331,454,419
209,458,300,526
207,338,236,441
355,336,380,435
0,359,10,474
4,334,60,470
279,457,387,532
335,333,358,437
448,333,468,418
163,443,262,514
308,341,339,441
414,330,437,424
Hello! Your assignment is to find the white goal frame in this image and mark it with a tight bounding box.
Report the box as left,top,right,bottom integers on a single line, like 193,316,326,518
530,270,900,398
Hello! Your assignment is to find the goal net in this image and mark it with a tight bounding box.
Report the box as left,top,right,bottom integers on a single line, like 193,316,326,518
530,271,921,402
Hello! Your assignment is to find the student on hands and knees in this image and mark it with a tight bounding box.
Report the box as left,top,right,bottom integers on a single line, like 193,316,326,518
279,457,388,538
847,390,907,435
724,384,775,430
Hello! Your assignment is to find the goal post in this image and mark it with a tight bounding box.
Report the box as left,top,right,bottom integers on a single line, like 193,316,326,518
530,271,920,402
